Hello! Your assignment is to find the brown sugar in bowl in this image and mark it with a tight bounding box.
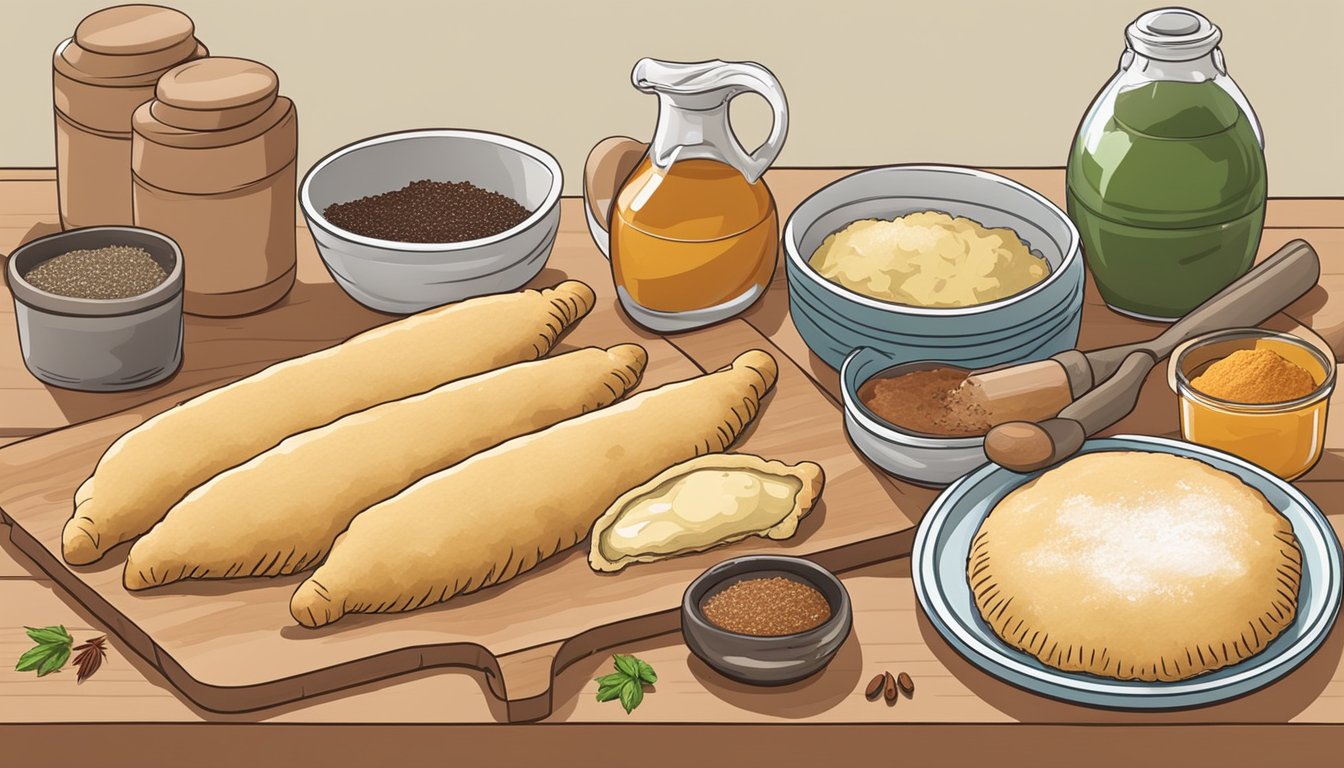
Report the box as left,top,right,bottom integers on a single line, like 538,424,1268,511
841,354,994,487
682,555,852,686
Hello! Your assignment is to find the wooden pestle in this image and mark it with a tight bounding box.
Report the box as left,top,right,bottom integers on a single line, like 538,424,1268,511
983,239,1320,472
967,240,1320,424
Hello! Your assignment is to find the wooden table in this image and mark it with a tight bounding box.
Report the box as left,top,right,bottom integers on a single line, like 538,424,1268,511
2,168,1342,766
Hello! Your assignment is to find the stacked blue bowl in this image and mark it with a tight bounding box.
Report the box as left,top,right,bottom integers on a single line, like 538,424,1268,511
783,165,1084,373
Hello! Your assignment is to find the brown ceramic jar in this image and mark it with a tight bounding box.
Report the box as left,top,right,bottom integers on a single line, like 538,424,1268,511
53,5,206,229
132,57,298,317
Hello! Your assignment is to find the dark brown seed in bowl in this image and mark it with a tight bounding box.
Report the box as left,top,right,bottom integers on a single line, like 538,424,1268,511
884,671,898,703
865,673,885,700
322,180,532,244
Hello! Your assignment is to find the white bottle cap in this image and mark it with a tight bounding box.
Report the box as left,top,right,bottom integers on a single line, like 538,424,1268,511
1126,8,1221,61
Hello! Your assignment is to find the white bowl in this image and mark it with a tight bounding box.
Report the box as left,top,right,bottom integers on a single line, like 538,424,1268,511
840,355,991,487
300,129,563,314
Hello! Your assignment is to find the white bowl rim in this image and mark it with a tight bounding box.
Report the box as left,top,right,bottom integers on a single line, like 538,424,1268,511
299,128,564,253
783,164,1082,318
839,349,987,449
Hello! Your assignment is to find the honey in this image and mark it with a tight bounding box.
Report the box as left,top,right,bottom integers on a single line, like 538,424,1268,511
1172,330,1335,480
611,158,777,314
600,57,788,331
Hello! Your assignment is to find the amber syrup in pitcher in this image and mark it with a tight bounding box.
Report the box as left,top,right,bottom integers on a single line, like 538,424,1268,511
605,58,788,332
612,157,777,315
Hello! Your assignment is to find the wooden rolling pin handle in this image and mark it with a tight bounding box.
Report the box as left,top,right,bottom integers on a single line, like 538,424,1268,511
1085,240,1319,383
984,419,1086,473
1060,350,1158,434
1050,348,1095,398
985,351,1157,471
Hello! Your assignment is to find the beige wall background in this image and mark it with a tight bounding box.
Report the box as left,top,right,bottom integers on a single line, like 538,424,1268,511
3,0,1340,197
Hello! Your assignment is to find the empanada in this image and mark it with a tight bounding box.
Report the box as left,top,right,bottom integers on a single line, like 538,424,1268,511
63,281,595,565
969,451,1301,681
290,350,779,627
588,453,825,572
124,345,647,589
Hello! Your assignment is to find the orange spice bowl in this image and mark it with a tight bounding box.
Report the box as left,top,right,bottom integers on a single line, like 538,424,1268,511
1169,328,1336,480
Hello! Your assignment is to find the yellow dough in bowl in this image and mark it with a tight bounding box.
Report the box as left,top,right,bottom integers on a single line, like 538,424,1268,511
968,451,1301,682
809,210,1047,307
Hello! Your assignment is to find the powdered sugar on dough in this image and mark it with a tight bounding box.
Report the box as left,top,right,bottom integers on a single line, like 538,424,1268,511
1022,489,1250,603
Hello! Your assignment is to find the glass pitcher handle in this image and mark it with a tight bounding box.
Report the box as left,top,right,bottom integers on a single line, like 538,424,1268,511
715,61,789,183
633,58,788,184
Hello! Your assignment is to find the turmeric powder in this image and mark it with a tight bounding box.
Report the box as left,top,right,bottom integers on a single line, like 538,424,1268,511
1191,347,1317,404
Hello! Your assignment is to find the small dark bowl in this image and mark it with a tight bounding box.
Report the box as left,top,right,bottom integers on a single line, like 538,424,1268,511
682,555,853,686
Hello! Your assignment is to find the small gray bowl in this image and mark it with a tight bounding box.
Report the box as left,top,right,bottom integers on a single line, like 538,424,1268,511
682,555,852,686
300,129,563,315
6,226,184,392
840,352,991,488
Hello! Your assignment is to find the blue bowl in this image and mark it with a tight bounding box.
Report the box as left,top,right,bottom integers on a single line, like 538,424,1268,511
783,165,1084,371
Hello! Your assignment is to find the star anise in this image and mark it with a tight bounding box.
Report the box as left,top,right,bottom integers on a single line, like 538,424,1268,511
70,635,107,683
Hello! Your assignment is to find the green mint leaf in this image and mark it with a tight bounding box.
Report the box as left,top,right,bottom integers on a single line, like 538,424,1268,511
619,678,643,714
36,645,70,677
613,654,639,679
16,645,55,672
17,626,75,676
595,682,624,703
635,659,658,684
25,626,71,645
594,672,629,688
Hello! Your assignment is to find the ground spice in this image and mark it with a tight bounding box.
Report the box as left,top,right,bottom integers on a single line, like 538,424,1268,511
23,245,168,299
323,179,532,243
1191,347,1317,404
858,367,993,437
700,576,831,636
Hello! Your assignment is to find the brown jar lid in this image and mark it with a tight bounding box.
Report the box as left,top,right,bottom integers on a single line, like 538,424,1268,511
61,6,199,81
75,5,194,54
151,57,280,131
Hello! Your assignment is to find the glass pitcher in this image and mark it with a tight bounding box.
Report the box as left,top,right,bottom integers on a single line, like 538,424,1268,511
604,58,788,333
1066,7,1267,322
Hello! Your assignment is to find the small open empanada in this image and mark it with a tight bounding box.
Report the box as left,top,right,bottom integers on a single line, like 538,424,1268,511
588,453,825,573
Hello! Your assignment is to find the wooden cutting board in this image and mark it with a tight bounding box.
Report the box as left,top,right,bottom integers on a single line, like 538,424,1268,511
0,245,935,722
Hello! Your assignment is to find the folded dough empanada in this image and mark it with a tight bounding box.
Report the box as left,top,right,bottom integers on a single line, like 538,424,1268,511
124,345,647,589
65,281,596,565
290,350,779,627
588,453,825,572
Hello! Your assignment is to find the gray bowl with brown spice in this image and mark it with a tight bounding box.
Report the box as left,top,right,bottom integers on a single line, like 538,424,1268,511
682,555,853,686
6,226,184,392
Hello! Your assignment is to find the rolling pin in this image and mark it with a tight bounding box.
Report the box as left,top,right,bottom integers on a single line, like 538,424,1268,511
982,238,1320,472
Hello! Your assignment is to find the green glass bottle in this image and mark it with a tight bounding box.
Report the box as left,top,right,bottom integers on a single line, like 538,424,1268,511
1067,8,1266,321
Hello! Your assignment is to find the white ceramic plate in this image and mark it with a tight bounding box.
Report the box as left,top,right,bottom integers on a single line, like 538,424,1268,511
913,435,1343,709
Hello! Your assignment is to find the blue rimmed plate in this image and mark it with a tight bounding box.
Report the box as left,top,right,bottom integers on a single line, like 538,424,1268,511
912,435,1343,709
